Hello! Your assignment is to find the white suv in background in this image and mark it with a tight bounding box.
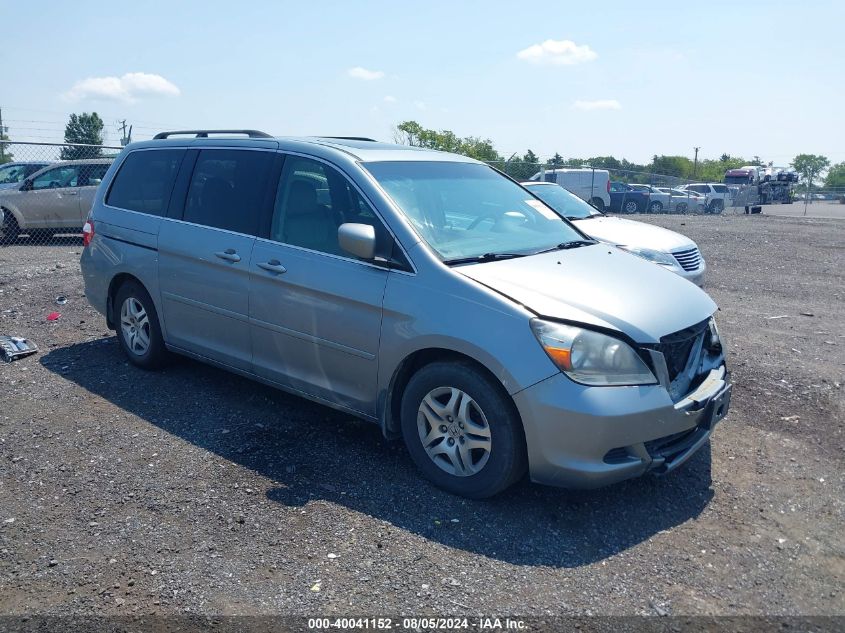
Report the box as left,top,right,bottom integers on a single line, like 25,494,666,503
529,168,612,212
676,183,731,213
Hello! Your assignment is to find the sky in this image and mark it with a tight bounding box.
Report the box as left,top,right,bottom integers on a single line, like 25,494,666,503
3,0,844,165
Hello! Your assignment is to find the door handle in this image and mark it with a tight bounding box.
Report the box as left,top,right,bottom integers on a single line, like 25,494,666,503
64,191,79,196
214,249,241,263
257,260,287,274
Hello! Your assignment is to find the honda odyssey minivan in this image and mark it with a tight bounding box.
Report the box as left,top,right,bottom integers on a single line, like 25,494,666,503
81,131,731,498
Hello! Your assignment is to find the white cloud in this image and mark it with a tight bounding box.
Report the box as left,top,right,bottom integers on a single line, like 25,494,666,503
383,95,397,103
62,72,180,103
571,99,622,111
414,101,427,111
347,66,385,81
517,39,598,66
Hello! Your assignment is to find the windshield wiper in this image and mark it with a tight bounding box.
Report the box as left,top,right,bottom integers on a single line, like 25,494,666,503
443,252,528,265
533,239,597,254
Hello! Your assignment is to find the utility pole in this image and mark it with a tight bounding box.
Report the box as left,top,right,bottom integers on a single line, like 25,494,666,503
117,119,132,146
693,146,700,179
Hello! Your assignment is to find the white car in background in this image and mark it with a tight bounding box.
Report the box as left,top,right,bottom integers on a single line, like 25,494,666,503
655,187,708,213
676,183,732,213
523,181,706,286
628,184,671,213
529,168,612,212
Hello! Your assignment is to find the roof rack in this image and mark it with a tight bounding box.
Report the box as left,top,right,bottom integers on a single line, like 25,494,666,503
318,136,377,142
153,129,272,140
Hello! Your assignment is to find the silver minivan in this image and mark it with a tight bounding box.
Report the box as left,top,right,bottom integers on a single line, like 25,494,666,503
81,131,731,498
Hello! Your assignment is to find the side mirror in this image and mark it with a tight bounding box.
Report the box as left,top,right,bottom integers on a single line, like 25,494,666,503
20,180,32,192
338,223,376,260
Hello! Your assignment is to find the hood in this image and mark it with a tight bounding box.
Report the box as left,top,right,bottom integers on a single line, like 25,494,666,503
457,244,715,343
572,216,695,251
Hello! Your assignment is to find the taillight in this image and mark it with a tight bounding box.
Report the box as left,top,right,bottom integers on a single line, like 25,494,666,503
606,180,610,193
82,220,94,247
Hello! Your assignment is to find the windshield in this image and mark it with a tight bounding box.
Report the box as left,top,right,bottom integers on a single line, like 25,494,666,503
0,164,32,185
525,183,602,219
364,161,586,261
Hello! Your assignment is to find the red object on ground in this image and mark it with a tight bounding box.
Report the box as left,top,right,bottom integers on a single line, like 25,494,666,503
47,312,61,321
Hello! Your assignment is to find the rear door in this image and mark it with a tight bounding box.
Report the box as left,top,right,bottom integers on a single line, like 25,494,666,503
249,154,391,415
157,148,278,371
25,165,83,229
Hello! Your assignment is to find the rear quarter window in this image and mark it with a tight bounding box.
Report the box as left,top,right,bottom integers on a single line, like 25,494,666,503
713,185,728,193
106,149,184,216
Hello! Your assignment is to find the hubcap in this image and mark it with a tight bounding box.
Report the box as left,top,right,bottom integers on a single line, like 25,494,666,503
417,386,492,477
120,297,151,356
625,201,638,212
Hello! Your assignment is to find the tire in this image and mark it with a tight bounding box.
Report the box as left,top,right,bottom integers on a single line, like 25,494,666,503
114,280,169,370
0,210,20,244
400,362,527,498
676,202,688,214
709,199,724,214
589,197,605,212
648,201,663,214
622,200,640,214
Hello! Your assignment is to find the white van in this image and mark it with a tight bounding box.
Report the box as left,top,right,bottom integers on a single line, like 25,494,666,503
529,168,611,211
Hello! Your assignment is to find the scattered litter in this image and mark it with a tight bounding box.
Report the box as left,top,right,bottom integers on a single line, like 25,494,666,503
766,315,790,320
649,601,668,617
800,312,814,317
3,518,14,524
780,415,799,422
327,553,338,559
46,312,61,321
310,581,321,592
55,296,68,305
450,518,460,523
0,336,38,363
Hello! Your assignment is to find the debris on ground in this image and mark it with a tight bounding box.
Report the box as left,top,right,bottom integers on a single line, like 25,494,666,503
0,335,38,362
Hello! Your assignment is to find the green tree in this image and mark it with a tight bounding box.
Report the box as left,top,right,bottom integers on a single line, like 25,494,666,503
0,128,12,165
394,120,501,161
522,149,538,165
548,153,564,168
60,112,105,160
823,162,845,189
791,154,830,191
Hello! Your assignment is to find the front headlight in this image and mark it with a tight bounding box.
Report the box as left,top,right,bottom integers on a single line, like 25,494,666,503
617,246,677,267
530,319,657,386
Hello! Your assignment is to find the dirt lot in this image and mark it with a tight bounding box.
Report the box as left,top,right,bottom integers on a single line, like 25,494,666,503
0,213,843,618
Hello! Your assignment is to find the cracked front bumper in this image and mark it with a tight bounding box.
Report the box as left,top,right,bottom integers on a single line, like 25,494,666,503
513,365,731,489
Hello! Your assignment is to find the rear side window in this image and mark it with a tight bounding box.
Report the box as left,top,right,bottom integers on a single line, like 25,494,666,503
713,185,728,193
183,149,275,235
107,150,183,216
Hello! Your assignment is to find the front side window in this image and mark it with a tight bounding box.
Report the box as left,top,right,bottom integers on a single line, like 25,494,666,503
107,150,182,216
31,166,80,190
526,184,601,219
183,149,274,235
270,156,391,258
364,161,585,262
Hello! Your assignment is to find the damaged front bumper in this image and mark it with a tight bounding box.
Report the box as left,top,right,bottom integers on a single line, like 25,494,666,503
513,365,731,489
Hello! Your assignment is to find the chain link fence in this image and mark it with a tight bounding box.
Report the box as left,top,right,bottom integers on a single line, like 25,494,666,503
0,141,121,246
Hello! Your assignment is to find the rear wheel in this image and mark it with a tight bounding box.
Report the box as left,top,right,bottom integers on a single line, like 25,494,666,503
676,202,689,214
589,197,605,212
400,362,526,498
0,210,20,244
623,199,640,213
114,281,169,370
648,201,663,213
709,199,724,214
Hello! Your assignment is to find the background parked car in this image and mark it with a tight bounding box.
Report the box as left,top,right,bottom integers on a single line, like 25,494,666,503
0,159,112,242
654,187,708,213
0,161,52,191
529,168,611,212
628,184,670,213
609,181,650,213
523,181,706,285
676,183,731,213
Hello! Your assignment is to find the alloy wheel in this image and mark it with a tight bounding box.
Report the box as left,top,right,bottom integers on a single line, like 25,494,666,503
120,297,151,356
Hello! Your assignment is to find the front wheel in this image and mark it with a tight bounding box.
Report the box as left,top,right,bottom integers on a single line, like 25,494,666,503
648,201,663,213
676,202,689,214
709,200,724,214
114,281,169,370
622,199,640,213
401,362,526,498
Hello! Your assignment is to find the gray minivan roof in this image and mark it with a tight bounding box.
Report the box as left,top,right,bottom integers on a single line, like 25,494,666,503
126,135,479,164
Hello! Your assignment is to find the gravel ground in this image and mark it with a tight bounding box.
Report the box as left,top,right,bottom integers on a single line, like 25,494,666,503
0,213,843,618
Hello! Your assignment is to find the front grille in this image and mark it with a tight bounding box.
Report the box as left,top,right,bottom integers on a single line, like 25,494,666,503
656,319,708,382
672,247,702,271
645,427,699,460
